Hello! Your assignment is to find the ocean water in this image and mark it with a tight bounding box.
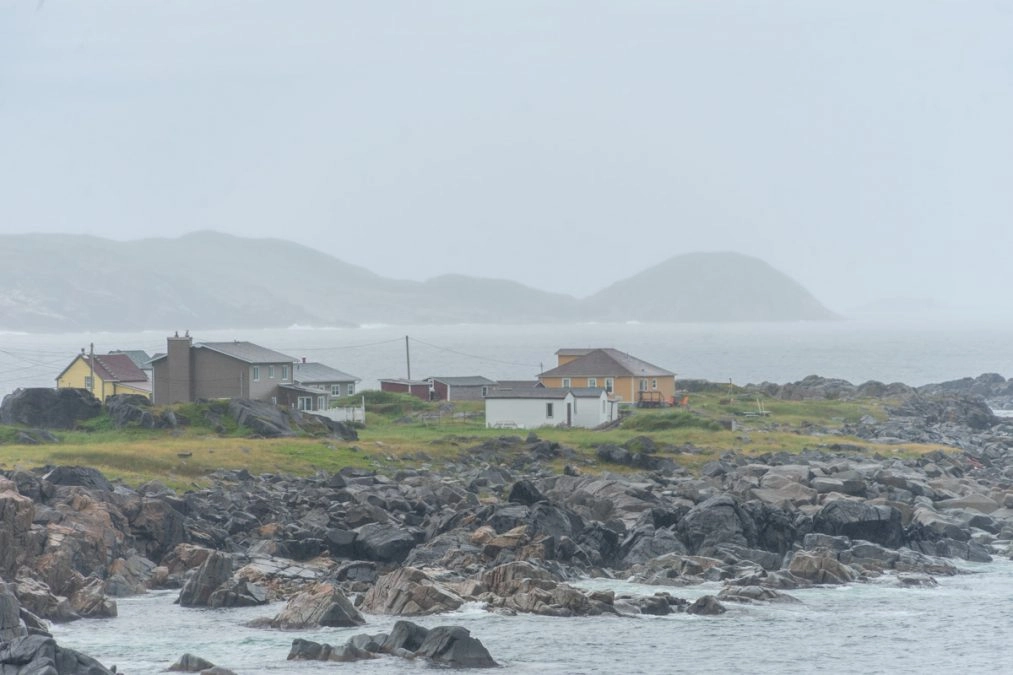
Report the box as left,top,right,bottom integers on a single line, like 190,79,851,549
11,318,1013,672
5,317,1013,397
49,561,1013,674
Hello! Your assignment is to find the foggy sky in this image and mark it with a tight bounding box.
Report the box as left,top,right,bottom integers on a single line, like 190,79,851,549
2,1,1012,315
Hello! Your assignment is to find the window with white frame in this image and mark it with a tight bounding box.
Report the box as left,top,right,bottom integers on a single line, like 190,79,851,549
268,365,275,379
605,377,614,393
561,378,571,388
652,379,658,390
318,396,327,410
297,396,312,410
639,379,647,391
252,366,260,382
546,402,554,418
587,377,597,388
331,384,341,396
347,383,355,395
84,375,94,390
282,365,289,381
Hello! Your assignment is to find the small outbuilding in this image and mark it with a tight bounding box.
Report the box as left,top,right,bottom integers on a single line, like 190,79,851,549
484,386,618,429
426,376,496,401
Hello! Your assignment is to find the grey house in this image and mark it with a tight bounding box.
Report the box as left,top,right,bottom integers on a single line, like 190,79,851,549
276,361,361,411
426,376,497,401
150,334,297,405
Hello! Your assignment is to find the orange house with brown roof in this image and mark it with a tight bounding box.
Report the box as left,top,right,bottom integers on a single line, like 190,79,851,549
538,348,676,406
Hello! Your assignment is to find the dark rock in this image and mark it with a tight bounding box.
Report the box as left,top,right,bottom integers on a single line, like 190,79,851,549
168,653,216,671
678,495,756,554
415,625,498,668
686,595,727,615
0,387,102,429
178,551,232,607
42,466,113,492
354,523,418,563
227,398,294,437
508,479,545,506
812,500,904,548
0,634,115,674
380,620,431,653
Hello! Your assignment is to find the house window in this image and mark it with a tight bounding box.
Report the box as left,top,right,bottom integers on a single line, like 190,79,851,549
639,379,647,391
282,365,289,381
605,378,614,393
297,396,312,411
318,396,327,410
652,378,658,390
546,402,554,419
481,386,488,397
331,384,341,396
347,383,355,395
84,376,94,390
561,378,571,388
587,377,597,388
268,365,275,379
252,366,260,382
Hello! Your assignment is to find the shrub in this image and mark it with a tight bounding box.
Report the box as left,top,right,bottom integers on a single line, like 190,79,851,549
622,411,722,432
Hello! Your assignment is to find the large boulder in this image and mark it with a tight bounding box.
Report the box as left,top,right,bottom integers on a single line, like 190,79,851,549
0,634,115,675
0,387,102,429
265,583,363,629
178,551,232,607
353,523,418,563
43,466,113,492
227,399,294,437
812,500,904,548
0,482,35,579
415,625,498,668
360,567,464,616
787,550,860,584
678,495,756,555
105,394,157,429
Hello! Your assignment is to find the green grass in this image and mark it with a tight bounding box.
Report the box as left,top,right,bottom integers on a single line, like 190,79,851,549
0,391,953,489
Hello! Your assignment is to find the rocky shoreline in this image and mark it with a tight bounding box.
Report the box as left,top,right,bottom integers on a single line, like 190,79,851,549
4,374,1013,672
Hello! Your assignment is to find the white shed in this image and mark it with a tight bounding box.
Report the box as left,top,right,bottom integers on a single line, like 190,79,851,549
484,387,618,429
569,387,620,428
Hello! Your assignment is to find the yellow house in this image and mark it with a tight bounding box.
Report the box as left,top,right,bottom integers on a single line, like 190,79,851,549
538,348,676,406
56,352,151,402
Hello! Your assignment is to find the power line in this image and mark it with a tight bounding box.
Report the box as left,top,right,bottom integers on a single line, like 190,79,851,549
408,336,541,370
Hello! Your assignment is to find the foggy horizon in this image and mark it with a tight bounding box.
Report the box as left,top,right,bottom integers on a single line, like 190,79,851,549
3,2,1012,316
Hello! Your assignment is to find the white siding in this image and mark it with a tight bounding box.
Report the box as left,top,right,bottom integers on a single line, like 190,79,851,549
571,392,613,428
485,396,570,429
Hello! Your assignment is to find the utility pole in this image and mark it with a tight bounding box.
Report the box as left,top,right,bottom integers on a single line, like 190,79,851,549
405,335,411,381
88,342,95,397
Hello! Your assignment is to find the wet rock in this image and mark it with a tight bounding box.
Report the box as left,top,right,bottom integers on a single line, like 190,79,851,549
262,582,364,629
415,625,498,668
167,653,216,671
360,567,464,616
812,500,904,548
178,551,232,607
686,595,727,615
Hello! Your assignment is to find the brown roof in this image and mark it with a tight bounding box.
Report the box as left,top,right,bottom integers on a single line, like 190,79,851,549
539,348,674,379
90,353,149,383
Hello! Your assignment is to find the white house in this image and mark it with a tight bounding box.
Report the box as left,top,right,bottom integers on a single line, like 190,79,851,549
484,387,618,429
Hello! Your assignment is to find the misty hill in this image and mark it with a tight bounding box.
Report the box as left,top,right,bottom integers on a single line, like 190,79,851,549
0,233,833,331
583,252,836,322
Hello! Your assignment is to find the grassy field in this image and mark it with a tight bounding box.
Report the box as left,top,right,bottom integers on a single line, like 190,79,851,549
0,388,951,490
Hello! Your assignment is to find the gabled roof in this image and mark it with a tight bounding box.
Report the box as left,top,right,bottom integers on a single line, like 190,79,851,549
197,341,296,364
427,376,496,387
485,387,571,400
57,352,148,384
495,380,542,389
108,350,152,370
539,348,674,378
570,387,608,398
293,362,360,384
